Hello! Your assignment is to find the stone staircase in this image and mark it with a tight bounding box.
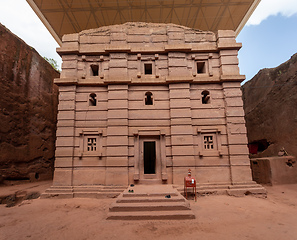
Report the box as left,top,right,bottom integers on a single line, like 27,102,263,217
107,185,195,220
41,182,266,200
40,185,126,199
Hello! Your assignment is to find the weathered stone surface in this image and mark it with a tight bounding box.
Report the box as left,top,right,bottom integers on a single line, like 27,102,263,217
242,53,297,158
250,156,297,185
0,23,59,181
52,23,256,189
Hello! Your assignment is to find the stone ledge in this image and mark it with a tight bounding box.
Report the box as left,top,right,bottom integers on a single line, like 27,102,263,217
105,45,131,52
166,76,193,83
54,76,241,85
218,42,242,50
54,78,78,85
220,75,246,82
57,47,79,55
165,44,192,51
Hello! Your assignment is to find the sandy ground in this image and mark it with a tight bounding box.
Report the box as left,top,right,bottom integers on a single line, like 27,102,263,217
1,182,297,240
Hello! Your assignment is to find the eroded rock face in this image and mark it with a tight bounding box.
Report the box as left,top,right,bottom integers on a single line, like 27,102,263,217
242,53,297,158
0,23,59,181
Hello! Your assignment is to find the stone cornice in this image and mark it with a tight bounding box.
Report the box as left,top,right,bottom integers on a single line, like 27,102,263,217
54,75,245,86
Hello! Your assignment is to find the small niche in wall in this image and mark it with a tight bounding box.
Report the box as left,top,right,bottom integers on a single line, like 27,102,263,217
201,90,210,104
90,64,99,76
89,93,97,106
144,63,153,75
197,61,206,74
145,92,153,105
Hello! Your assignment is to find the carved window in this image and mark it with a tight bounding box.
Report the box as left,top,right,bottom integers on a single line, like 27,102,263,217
144,63,153,75
89,93,97,106
197,61,206,74
79,130,103,158
90,64,99,76
192,54,213,77
197,128,222,157
87,138,97,151
204,135,214,150
138,54,158,77
145,92,153,105
201,90,210,104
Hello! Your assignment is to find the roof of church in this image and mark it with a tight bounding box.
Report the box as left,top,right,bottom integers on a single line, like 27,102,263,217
26,0,260,46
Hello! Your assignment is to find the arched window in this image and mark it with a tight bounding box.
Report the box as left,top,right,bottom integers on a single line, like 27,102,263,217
201,90,210,104
89,93,97,106
145,92,153,105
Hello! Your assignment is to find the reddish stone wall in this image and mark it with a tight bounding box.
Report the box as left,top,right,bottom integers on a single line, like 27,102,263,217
53,23,254,187
0,23,59,181
242,53,297,159
250,156,297,185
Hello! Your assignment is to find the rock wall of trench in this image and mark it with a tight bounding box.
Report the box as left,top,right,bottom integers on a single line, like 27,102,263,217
242,53,297,158
0,23,59,181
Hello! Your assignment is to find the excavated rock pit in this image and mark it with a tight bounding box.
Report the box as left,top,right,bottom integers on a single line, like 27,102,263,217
242,53,297,159
0,23,59,182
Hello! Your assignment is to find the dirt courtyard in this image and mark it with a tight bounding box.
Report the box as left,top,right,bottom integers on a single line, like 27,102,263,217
1,182,297,240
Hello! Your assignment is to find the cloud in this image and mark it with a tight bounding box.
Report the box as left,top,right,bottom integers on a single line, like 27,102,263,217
0,0,61,68
247,0,297,25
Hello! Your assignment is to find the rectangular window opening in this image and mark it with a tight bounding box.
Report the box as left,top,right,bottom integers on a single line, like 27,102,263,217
197,62,206,74
144,63,153,75
91,65,99,76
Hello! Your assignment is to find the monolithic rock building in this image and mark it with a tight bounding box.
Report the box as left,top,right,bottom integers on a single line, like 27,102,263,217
51,22,263,192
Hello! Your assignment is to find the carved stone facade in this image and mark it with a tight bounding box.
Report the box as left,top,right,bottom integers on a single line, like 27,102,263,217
53,23,254,187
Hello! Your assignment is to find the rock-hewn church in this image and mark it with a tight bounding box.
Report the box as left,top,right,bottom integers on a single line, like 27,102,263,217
50,22,263,195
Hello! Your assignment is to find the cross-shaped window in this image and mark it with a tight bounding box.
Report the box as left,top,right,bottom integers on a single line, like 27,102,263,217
87,138,97,151
204,136,214,150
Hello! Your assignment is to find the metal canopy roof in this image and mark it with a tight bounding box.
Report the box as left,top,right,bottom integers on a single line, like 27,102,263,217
26,0,260,46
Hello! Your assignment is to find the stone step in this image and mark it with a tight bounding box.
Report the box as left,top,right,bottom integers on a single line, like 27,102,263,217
187,185,229,191
107,210,195,220
176,183,267,197
116,195,185,203
227,184,264,189
73,186,126,190
73,192,121,198
197,185,230,190
45,188,73,193
45,186,72,189
40,193,74,199
196,189,227,195
107,185,195,220
41,185,126,199
109,201,190,212
136,180,163,185
227,187,267,197
73,189,124,193
122,192,178,197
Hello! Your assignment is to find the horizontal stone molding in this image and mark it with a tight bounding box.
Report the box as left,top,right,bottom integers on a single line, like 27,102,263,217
54,75,244,86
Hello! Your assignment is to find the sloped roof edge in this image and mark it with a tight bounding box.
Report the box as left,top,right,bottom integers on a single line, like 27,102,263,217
26,0,261,47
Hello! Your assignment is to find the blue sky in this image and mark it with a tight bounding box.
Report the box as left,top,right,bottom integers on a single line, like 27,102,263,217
238,14,297,81
0,0,297,83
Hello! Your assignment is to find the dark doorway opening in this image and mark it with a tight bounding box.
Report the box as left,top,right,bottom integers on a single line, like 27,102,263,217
143,141,156,174
248,139,270,154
